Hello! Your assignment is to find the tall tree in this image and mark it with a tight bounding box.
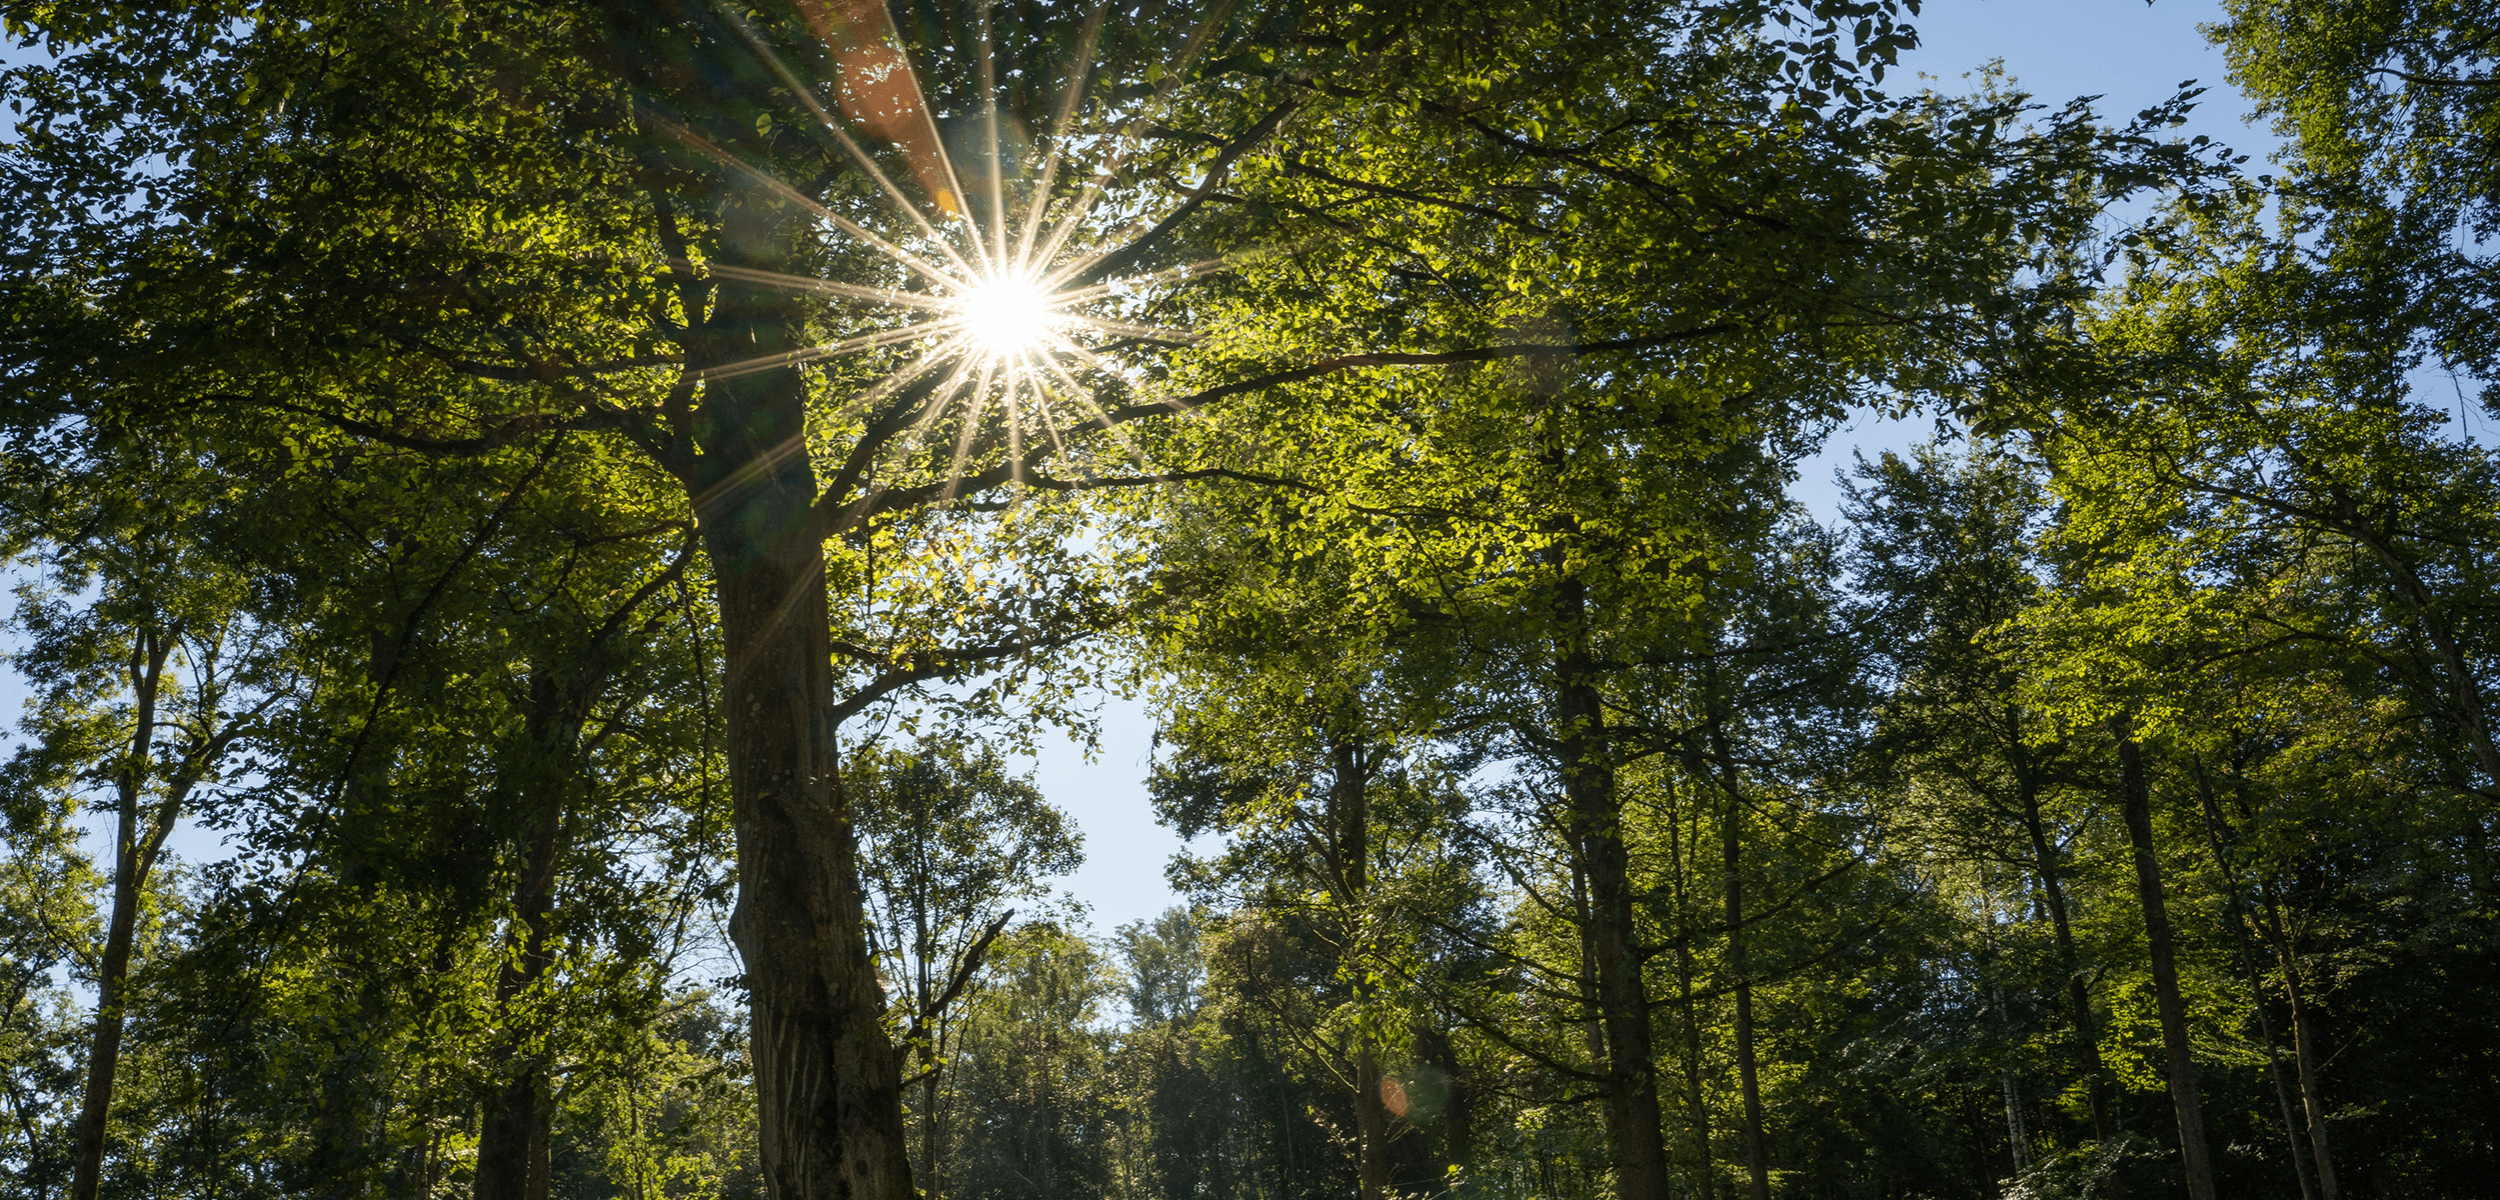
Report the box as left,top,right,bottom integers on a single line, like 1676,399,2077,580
851,735,1081,1200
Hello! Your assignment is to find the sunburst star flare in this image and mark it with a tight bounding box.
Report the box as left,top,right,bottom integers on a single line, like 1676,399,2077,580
957,275,1060,362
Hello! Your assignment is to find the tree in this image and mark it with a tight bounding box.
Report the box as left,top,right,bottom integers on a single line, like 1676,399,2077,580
851,735,1081,1200
0,439,289,1200
1845,442,2130,1161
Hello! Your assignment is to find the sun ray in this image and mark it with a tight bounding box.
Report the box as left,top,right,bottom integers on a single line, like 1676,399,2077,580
649,115,965,292
713,5,987,279
978,0,1011,274
943,359,999,501
1030,339,1151,466
815,338,979,452
1023,0,1246,279
698,319,966,384
998,368,1025,486
1063,314,1204,344
792,0,993,278
838,353,994,522
1014,0,1113,271
685,6,1267,515
1043,335,1203,424
1037,256,1236,313
703,263,957,313
1016,347,1077,469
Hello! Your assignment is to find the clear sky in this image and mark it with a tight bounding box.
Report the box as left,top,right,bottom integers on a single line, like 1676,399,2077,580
1059,0,2281,935
1786,0,2275,525
1,0,2273,939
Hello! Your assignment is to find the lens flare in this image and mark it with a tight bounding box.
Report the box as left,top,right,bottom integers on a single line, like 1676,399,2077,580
959,277,1055,359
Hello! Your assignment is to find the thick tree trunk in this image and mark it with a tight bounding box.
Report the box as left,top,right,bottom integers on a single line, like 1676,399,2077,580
473,1070,552,1200
2111,723,2216,1200
685,209,914,1200
703,487,914,1200
1551,578,1671,1200
473,689,570,1200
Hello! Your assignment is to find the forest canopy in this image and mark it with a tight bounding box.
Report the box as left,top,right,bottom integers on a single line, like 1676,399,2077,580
0,0,2495,1199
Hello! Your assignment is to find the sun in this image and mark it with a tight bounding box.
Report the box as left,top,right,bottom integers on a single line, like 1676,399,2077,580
957,275,1057,360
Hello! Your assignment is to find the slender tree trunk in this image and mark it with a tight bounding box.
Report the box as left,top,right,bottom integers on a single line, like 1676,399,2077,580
69,832,144,1200
1354,1047,1392,1200
1327,733,1394,1200
2001,1066,2031,1174
1551,576,1671,1200
1573,864,1607,1064
2111,722,2216,1200
685,211,914,1200
1713,751,1770,1200
1415,1024,1472,1173
70,630,169,1200
2012,742,2119,1152
2256,887,2338,1200
2189,770,2319,1200
1664,778,1721,1200
2231,917,2315,1200
919,1068,942,1200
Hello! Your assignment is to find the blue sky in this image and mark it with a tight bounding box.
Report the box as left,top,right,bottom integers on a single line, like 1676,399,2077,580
1,0,2273,938
1063,0,2280,935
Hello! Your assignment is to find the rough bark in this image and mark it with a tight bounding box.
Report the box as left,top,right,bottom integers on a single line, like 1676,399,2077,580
2112,723,2216,1200
684,201,914,1200
472,675,575,1200
1551,576,1672,1200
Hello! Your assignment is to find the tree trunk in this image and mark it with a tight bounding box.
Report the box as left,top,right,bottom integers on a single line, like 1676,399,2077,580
1714,751,1771,1200
69,830,144,1200
2257,888,2338,1200
2111,722,2216,1200
70,630,169,1200
2011,736,2119,1153
1328,733,1394,1200
1414,1024,1472,1175
1354,1046,1393,1200
2189,769,2318,1200
920,1069,942,1200
686,208,915,1200
2001,1066,2031,1175
1552,577,1671,1200
473,679,572,1200
1664,778,1721,1200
